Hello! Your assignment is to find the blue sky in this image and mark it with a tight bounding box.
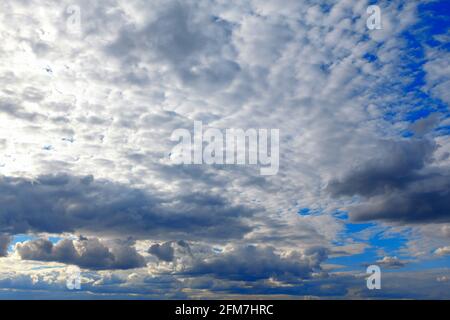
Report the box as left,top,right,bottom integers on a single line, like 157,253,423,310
0,0,449,299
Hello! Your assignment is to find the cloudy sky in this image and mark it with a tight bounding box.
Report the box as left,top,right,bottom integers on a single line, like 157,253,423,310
0,0,449,299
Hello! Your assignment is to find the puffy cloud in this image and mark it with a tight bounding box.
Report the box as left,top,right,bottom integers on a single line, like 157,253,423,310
148,240,193,263
149,242,175,262
183,245,328,282
16,237,145,270
375,256,407,269
437,276,449,282
435,246,450,257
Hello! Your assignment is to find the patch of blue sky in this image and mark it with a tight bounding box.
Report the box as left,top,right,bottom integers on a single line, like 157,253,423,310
330,206,411,259
369,229,409,257
341,223,377,249
369,1,449,128
415,0,450,49
403,255,450,272
327,246,380,272
298,208,311,216
332,210,348,220
332,212,374,245
402,2,449,114
363,52,377,63
8,234,36,252
345,222,375,234
48,236,63,244
327,225,410,271
297,207,323,216
401,131,415,138
8,234,64,253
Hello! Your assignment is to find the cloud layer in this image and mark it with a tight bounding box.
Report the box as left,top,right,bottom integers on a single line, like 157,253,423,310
0,174,255,240
16,237,145,270
0,0,449,298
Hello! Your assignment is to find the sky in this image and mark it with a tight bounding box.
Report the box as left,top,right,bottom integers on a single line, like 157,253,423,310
0,0,449,299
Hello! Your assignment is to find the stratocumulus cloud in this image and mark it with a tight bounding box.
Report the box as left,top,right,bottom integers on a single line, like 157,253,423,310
0,174,255,240
16,237,146,270
0,0,449,299
181,245,328,282
327,138,450,223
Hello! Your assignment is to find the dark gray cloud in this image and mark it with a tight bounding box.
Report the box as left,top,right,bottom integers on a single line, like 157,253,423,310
16,237,145,270
182,245,328,282
149,242,175,262
328,139,450,223
0,234,11,257
327,139,436,197
348,179,450,223
0,174,255,240
149,240,193,262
